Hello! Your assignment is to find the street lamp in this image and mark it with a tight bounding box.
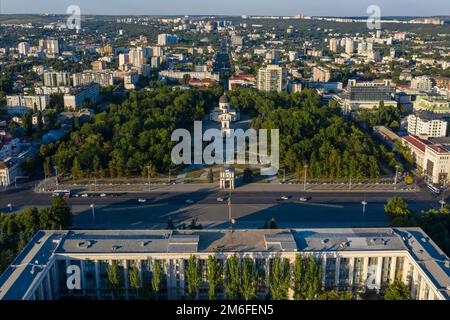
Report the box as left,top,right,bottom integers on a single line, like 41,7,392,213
90,204,95,224
281,168,286,184
54,165,59,188
394,165,400,190
7,203,12,212
147,165,151,192
304,164,308,192
361,200,368,226
439,200,446,210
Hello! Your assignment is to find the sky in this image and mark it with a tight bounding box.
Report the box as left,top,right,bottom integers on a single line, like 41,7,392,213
0,0,449,17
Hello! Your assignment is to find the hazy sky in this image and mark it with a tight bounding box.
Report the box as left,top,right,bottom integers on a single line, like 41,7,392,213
1,0,449,17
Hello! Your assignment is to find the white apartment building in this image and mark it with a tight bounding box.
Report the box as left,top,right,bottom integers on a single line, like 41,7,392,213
0,228,448,300
157,34,179,46
63,84,100,110
6,95,49,114
0,157,22,187
43,71,71,87
411,76,433,91
403,135,450,184
18,42,30,57
159,70,220,82
414,96,450,114
312,66,331,82
257,65,287,93
329,38,338,52
72,71,114,87
407,111,448,138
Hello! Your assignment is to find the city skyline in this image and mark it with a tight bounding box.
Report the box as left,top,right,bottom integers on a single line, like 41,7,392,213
1,0,450,17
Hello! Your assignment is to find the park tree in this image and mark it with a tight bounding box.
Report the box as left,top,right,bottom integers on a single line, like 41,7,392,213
129,264,141,297
293,255,322,300
241,258,257,300
224,255,241,299
185,255,201,299
206,255,222,300
107,261,123,299
23,112,33,137
384,281,410,300
207,168,214,183
151,260,163,295
268,257,291,300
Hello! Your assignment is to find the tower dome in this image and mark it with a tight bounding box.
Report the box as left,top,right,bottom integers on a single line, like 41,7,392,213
219,94,229,104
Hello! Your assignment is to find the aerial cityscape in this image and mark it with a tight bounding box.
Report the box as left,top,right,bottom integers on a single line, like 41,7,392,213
0,0,449,307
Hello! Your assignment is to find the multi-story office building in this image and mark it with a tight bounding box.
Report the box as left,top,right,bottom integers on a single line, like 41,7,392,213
0,228,448,300
411,76,434,91
414,95,450,114
312,66,331,83
72,71,114,87
157,34,179,46
0,157,22,187
407,111,448,138
257,65,287,93
6,95,49,114
402,135,450,184
63,84,100,110
43,71,71,87
335,79,396,113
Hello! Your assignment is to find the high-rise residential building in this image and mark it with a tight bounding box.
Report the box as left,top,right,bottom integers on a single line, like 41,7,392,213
312,66,331,82
43,71,71,87
345,38,354,55
257,65,287,93
91,60,106,71
18,42,30,57
6,95,49,114
72,71,114,87
0,228,448,300
129,47,152,68
265,49,279,64
39,38,63,55
407,111,448,138
118,53,130,67
411,76,434,91
157,34,179,46
329,38,338,52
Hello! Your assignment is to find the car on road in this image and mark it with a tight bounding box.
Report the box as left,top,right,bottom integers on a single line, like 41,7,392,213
100,193,107,197
138,198,147,203
186,199,195,204
217,197,224,202
81,193,89,198
280,196,289,201
299,197,312,202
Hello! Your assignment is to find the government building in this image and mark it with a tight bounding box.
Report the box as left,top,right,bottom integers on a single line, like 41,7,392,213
0,228,448,300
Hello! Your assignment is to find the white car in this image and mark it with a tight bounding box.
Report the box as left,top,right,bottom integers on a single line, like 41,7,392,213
100,193,107,197
299,197,311,202
81,193,89,198
138,198,147,203
217,197,224,202
281,196,289,201
186,199,195,204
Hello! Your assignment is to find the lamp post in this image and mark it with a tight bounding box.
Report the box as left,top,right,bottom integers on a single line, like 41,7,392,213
361,200,368,227
349,175,352,191
7,203,12,212
90,204,95,224
54,165,59,188
304,164,308,192
394,165,400,190
439,200,446,210
147,165,151,192
281,168,286,184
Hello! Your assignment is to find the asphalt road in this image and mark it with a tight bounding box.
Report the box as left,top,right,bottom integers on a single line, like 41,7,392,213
0,184,444,230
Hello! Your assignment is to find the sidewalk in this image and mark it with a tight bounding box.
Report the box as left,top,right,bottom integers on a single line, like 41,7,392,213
35,178,419,194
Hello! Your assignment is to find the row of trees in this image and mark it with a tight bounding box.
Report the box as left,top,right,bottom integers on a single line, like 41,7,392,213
0,197,73,273
44,87,221,179
107,255,353,301
385,197,450,255
228,88,394,179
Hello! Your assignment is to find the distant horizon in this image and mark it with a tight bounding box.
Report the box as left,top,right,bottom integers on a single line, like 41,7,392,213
1,0,449,17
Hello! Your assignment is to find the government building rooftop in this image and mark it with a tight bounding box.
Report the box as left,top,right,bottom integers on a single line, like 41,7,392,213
0,228,449,300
